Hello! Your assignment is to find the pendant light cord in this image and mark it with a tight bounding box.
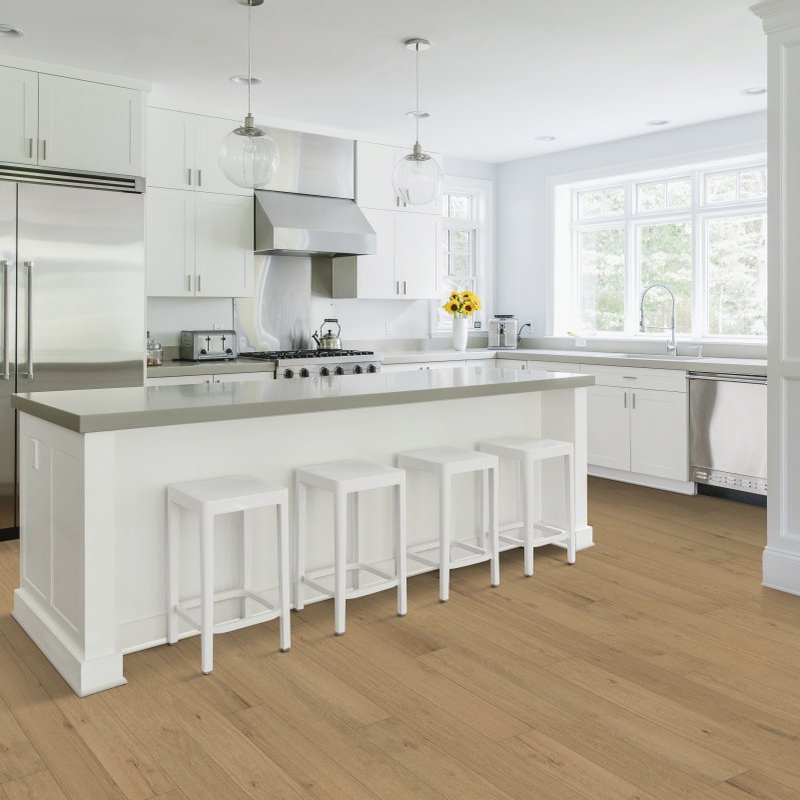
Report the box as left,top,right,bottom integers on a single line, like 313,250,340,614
247,0,252,115
415,42,420,145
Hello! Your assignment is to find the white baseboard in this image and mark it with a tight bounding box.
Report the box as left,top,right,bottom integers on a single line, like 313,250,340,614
588,466,696,495
762,546,800,596
13,588,126,696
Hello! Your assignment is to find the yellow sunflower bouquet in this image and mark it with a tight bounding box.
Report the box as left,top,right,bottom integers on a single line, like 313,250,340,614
442,290,482,318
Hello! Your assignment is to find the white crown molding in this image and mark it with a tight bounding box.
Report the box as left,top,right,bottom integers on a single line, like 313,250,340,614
751,0,800,34
0,54,150,92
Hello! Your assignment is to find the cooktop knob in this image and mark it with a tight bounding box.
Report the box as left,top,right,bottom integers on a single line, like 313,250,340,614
368,363,378,373
283,368,294,379
320,366,330,377
334,366,345,376
200,348,207,355
225,348,233,354
353,364,363,374
299,368,310,378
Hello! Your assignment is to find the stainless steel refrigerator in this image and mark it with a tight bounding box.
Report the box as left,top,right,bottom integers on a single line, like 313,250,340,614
0,181,144,537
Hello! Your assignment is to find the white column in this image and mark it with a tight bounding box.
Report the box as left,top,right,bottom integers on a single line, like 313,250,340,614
752,0,800,594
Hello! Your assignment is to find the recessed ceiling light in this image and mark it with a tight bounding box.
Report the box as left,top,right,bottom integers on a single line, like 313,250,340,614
229,75,262,85
0,24,24,38
535,136,556,142
741,86,767,96
646,120,670,126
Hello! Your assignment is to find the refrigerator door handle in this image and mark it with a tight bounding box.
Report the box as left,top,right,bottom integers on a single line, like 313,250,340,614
1,260,10,380
22,261,33,379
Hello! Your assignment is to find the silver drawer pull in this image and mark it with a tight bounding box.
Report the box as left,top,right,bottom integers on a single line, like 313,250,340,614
1,260,10,380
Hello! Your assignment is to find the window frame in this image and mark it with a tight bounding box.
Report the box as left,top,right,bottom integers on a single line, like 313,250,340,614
431,176,494,335
554,154,767,342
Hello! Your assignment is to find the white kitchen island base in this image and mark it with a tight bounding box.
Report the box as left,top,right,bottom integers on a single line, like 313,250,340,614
12,368,593,696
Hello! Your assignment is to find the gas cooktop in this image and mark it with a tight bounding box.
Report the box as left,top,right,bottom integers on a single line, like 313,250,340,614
239,349,375,360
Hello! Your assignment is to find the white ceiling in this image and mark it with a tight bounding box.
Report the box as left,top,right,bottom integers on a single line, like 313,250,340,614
0,0,767,163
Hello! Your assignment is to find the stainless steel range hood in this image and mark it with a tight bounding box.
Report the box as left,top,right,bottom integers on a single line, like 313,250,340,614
254,190,376,256
253,128,376,257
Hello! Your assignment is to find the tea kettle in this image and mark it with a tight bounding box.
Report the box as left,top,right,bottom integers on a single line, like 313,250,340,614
312,318,342,350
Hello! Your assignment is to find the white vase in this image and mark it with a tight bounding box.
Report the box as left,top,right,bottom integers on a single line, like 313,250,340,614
452,317,468,352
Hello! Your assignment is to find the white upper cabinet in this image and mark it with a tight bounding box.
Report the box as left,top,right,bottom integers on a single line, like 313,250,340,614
195,193,253,297
38,75,144,175
356,141,442,215
352,208,397,299
145,188,253,298
0,67,144,176
0,66,37,165
395,211,439,299
147,108,251,196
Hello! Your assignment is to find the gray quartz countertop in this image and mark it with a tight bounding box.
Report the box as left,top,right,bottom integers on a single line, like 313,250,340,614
502,349,767,375
14,366,593,434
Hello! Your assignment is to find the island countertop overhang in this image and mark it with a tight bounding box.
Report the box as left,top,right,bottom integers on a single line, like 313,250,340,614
11,367,594,434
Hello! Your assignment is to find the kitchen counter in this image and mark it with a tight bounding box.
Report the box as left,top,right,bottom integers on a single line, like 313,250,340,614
12,366,594,696
14,367,592,433
502,349,767,375
147,358,275,378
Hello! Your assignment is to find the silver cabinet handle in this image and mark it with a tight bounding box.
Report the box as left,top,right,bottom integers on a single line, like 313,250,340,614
632,392,636,410
1,260,10,380
27,138,33,159
186,275,192,292
623,391,627,409
196,169,202,187
395,281,400,295
403,280,407,295
23,261,33,378
187,168,193,186
40,140,46,161
197,274,202,293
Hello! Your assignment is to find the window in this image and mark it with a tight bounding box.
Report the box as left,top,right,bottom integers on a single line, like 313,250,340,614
434,178,493,332
556,159,767,339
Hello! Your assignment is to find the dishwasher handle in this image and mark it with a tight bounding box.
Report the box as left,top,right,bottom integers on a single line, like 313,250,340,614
687,372,767,385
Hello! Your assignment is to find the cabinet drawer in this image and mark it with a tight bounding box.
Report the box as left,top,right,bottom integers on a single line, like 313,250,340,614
523,359,579,373
580,364,687,392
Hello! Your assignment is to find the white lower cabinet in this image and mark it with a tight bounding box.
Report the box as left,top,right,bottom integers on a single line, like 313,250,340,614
147,374,212,386
587,385,631,471
211,372,272,384
382,360,467,373
583,365,688,484
146,188,253,298
146,371,272,386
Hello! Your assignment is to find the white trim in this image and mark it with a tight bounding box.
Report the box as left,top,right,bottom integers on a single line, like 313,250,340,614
588,465,696,495
752,0,800,35
762,546,800,596
0,55,151,92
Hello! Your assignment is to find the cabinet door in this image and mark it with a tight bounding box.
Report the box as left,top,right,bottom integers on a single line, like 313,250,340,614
38,75,144,175
145,189,195,297
0,66,37,165
630,389,688,480
195,193,254,297
194,115,253,196
355,208,397,298
587,385,630,471
396,212,439,299
147,108,194,190
356,141,402,211
498,359,527,370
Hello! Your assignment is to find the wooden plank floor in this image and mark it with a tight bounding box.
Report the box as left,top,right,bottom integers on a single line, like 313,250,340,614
1,477,797,799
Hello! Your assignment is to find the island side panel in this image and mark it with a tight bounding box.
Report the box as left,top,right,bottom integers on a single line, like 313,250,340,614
13,412,125,696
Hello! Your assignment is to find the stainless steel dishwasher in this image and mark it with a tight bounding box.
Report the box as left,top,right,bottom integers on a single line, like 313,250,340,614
688,372,767,496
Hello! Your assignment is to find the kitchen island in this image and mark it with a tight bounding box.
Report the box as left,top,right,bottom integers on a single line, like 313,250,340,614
11,366,593,696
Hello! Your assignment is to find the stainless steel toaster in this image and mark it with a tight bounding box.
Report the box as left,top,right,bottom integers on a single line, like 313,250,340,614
179,330,238,361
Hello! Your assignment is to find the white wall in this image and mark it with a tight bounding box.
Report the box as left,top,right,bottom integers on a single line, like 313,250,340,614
496,112,767,339
147,297,234,346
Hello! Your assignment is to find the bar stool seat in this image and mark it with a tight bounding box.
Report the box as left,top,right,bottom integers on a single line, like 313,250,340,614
396,446,499,602
167,475,290,675
478,436,576,575
295,459,406,636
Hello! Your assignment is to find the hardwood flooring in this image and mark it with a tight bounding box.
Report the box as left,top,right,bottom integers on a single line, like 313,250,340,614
0,477,795,799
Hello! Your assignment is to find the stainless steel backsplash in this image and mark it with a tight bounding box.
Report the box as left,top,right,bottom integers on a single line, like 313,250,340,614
234,254,312,351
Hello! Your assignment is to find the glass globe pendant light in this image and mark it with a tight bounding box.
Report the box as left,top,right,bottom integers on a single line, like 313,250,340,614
392,38,442,206
219,0,279,189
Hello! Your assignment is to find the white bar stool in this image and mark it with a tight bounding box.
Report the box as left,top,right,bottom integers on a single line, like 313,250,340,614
396,447,499,602
477,436,576,575
167,475,290,675
295,459,406,636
